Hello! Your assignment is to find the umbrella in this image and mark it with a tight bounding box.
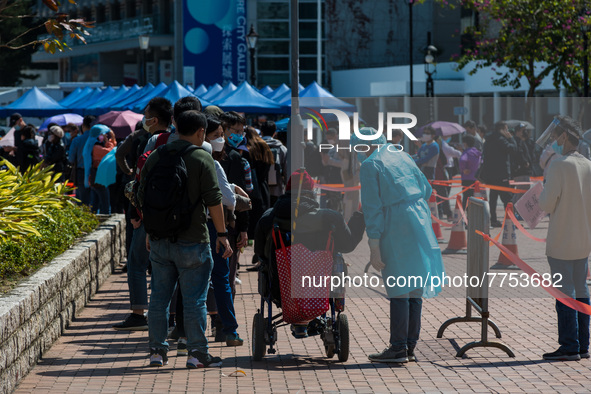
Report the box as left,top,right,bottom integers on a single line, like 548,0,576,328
40,113,84,131
96,110,143,139
505,120,534,131
95,148,118,187
417,121,466,137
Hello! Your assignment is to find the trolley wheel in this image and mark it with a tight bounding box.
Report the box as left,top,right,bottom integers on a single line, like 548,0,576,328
252,312,266,361
337,313,349,362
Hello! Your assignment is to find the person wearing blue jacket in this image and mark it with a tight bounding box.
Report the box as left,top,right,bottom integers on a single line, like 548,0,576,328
413,126,440,180
353,127,445,364
68,115,94,205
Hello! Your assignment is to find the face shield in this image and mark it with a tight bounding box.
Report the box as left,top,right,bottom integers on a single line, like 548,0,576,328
536,117,563,148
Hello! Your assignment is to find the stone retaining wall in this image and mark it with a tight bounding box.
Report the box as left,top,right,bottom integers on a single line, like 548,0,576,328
0,214,126,394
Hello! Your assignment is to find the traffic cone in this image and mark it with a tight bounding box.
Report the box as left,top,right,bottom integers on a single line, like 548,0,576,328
490,203,520,270
429,192,445,243
442,195,467,254
473,181,487,200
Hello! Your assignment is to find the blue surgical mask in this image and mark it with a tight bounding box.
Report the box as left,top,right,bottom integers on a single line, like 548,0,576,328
227,133,244,148
14,125,21,131
552,140,563,155
357,152,368,163
65,132,71,140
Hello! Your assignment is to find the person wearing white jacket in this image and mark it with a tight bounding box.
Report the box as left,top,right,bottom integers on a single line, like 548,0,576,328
539,115,591,362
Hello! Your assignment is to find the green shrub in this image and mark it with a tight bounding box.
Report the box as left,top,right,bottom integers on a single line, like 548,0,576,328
0,205,99,279
0,160,99,288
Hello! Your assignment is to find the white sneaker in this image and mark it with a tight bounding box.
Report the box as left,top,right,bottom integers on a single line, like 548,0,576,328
177,338,188,355
235,277,242,285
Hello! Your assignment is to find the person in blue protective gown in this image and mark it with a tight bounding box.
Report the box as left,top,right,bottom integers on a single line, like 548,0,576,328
352,127,445,363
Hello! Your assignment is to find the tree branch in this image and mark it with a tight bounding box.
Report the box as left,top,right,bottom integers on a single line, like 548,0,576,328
2,22,45,47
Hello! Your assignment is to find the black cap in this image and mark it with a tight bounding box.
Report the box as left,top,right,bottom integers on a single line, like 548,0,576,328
9,113,22,127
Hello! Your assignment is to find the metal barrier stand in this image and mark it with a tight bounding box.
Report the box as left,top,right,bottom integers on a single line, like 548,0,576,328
436,197,515,357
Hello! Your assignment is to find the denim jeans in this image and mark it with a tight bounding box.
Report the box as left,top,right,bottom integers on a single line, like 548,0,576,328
91,184,110,214
148,239,213,353
207,220,239,336
126,223,150,310
390,288,423,350
547,256,590,354
75,168,91,206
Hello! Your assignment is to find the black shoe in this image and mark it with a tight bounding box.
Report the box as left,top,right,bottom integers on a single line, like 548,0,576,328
186,350,222,368
491,221,502,228
580,351,590,359
121,264,128,273
408,345,417,362
368,346,408,363
113,313,148,331
543,349,581,361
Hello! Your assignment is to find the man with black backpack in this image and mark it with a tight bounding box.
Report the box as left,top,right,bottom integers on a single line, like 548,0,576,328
138,110,232,369
113,97,173,331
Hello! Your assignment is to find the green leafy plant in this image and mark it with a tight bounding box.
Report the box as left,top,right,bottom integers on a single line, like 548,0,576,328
0,160,99,286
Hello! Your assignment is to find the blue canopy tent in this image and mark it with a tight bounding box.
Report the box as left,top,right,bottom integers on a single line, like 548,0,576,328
279,81,356,112
214,82,289,114
158,80,212,107
201,83,223,101
267,83,290,101
259,85,273,97
194,84,208,96
208,82,237,102
275,117,289,130
128,82,168,112
0,87,67,117
97,85,140,112
59,87,92,107
68,87,116,114
85,85,134,115
185,85,194,92
111,83,155,111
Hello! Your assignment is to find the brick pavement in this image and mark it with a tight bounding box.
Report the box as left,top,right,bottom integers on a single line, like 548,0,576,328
13,203,591,393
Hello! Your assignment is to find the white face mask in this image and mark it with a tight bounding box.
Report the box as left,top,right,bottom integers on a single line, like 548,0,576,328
421,134,432,142
142,116,155,133
211,137,225,152
48,134,55,142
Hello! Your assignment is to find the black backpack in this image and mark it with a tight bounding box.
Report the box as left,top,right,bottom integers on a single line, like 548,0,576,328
140,144,199,241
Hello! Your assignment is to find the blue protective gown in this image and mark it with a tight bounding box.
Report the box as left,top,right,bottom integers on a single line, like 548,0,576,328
83,124,111,188
360,144,445,298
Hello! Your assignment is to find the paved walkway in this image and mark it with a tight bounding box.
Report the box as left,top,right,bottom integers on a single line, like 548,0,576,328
14,209,591,393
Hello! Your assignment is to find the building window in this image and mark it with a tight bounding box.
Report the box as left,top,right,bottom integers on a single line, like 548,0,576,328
126,0,137,18
143,0,153,15
95,4,106,23
111,1,121,21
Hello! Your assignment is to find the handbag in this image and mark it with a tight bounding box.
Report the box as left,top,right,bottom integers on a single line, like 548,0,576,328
273,228,334,324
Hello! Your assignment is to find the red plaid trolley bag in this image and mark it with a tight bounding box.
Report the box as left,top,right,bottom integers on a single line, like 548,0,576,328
272,227,334,324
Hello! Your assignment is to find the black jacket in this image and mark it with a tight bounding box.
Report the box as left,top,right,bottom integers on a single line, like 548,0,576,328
479,131,518,183
44,142,66,174
511,138,532,177
254,191,365,262
21,138,40,173
220,146,249,233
